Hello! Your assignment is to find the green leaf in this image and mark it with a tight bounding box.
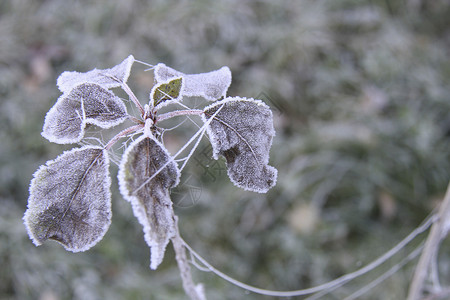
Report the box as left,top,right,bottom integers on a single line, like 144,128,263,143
150,77,184,109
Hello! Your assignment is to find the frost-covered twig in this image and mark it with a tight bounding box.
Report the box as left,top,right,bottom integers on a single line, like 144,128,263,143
24,56,278,299
104,124,143,150
407,182,450,300
133,103,225,195
342,243,424,300
121,81,145,116
157,109,203,122
183,214,435,297
171,216,206,300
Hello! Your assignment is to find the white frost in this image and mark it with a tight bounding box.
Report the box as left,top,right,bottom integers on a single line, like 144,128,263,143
150,76,184,110
118,133,180,270
57,55,135,93
42,83,128,144
23,146,112,252
202,97,278,193
154,63,232,101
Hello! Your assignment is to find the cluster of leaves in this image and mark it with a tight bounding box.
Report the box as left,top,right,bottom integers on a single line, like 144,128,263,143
23,56,277,271
3,1,447,298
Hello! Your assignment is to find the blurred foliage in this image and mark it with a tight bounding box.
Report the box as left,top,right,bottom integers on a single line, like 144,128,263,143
1,0,449,299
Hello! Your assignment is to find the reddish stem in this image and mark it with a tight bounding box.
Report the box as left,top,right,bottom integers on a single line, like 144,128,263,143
105,124,143,150
121,82,145,117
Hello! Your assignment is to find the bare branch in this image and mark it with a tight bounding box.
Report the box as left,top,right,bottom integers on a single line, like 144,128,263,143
183,214,435,297
407,182,450,300
157,109,203,123
171,216,206,300
121,81,145,117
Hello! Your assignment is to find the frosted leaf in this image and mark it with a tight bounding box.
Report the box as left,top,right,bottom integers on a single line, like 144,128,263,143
150,77,184,109
118,134,180,269
202,97,278,193
57,55,135,93
42,83,128,144
23,146,112,252
154,63,231,101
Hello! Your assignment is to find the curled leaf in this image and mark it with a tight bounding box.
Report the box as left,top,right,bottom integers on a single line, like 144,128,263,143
118,134,180,269
150,77,184,109
154,63,231,101
202,97,277,193
57,55,135,93
42,83,128,144
23,146,112,252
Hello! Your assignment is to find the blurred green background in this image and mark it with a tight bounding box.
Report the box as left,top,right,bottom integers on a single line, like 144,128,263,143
1,0,449,299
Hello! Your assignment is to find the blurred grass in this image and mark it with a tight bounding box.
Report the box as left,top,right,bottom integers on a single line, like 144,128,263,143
1,0,449,299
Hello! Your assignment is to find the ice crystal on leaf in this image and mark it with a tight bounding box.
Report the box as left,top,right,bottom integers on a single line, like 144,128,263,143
24,146,112,252
26,56,278,299
154,63,231,101
203,97,278,193
42,83,128,144
150,77,184,109
57,55,135,93
118,134,180,270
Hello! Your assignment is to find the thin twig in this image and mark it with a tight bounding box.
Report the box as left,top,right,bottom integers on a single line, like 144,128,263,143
182,214,435,297
121,82,145,116
171,216,206,300
128,115,143,124
132,121,207,195
342,243,424,300
133,104,225,195
179,125,207,172
430,249,442,292
134,59,155,69
422,287,450,300
157,109,203,123
407,182,450,300
104,124,143,150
